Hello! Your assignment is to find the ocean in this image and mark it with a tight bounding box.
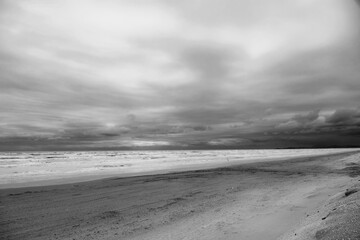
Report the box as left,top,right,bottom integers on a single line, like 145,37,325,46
0,148,358,188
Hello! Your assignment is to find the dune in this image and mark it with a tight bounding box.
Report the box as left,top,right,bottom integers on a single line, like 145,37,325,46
1,150,360,240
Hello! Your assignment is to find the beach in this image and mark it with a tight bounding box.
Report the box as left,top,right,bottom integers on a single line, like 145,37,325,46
1,150,360,240
0,149,356,188
2,0,360,239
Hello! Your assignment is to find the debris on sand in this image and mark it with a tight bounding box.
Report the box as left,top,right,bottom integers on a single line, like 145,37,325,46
344,188,358,197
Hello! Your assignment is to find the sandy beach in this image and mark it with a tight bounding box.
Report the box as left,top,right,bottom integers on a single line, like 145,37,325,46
1,150,360,240
2,0,360,239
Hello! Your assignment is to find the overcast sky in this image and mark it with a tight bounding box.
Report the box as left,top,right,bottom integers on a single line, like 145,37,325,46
1,0,360,150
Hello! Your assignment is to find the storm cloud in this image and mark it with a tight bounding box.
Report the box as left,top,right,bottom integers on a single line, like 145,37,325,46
0,0,360,150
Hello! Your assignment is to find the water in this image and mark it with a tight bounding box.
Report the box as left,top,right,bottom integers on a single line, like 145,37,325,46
0,148,358,188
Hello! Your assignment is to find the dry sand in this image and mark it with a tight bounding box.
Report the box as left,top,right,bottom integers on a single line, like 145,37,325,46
1,150,360,240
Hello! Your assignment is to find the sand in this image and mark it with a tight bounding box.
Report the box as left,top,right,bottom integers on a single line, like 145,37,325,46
1,150,360,240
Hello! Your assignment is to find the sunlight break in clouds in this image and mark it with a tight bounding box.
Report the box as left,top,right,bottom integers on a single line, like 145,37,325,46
0,0,360,150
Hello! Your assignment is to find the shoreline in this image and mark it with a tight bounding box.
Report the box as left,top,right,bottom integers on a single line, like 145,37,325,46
1,149,358,190
1,150,360,240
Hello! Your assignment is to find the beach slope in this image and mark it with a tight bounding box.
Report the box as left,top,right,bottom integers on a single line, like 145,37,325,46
1,151,360,240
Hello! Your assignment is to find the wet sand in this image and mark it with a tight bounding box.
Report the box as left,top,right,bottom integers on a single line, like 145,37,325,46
1,150,360,240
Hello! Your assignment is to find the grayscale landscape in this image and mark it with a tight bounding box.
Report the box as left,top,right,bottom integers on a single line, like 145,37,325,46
1,0,360,239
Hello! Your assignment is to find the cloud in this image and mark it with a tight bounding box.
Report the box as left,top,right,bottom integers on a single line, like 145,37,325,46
326,109,360,124
180,45,235,79
293,110,320,124
0,0,360,150
208,138,250,146
355,0,360,7
275,110,320,130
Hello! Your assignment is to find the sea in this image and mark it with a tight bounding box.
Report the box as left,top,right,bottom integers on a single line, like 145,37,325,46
0,148,358,188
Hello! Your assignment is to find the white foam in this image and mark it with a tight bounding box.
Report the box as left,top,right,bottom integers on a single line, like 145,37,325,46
0,148,358,187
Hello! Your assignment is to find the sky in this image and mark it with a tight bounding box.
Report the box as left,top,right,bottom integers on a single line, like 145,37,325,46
0,0,360,151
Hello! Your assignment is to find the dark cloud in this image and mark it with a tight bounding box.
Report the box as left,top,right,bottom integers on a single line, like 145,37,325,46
326,109,360,124
355,0,360,7
0,0,360,150
155,44,246,108
292,110,320,125
261,41,360,106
